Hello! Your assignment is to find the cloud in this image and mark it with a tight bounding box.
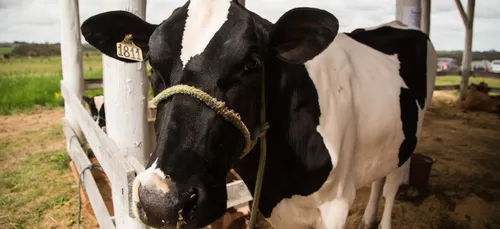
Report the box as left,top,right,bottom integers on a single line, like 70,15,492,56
0,0,499,51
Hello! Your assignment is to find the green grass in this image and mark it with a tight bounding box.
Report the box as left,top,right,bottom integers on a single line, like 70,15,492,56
436,75,500,88
0,52,157,115
0,47,13,56
0,54,103,115
0,149,76,228
0,121,82,228
0,74,64,115
435,75,500,95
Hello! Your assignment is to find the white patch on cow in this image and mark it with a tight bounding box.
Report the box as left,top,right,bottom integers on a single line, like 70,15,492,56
132,158,171,219
362,20,416,31
267,23,436,228
136,159,167,186
93,95,104,111
180,0,232,68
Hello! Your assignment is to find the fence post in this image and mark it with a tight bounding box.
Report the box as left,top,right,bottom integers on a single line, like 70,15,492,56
102,0,150,227
396,0,422,185
59,0,84,141
455,0,476,101
421,0,431,35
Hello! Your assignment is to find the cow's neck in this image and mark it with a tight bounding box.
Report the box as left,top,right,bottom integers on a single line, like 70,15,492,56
233,59,333,217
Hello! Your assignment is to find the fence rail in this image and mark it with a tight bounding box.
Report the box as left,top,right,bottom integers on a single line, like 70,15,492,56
61,118,116,228
435,84,500,93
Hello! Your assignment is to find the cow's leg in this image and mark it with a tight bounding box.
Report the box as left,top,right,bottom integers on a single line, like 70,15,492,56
357,177,385,229
318,126,357,229
318,178,356,229
378,160,408,229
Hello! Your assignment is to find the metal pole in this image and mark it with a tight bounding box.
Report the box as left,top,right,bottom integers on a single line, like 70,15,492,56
59,0,84,141
102,0,150,228
396,0,422,185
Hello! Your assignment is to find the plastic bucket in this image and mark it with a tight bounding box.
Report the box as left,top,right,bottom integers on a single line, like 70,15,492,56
409,153,435,192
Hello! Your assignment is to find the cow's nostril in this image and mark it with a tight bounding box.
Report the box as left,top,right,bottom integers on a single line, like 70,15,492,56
179,189,199,222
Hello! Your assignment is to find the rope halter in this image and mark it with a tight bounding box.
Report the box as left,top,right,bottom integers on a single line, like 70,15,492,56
148,84,268,158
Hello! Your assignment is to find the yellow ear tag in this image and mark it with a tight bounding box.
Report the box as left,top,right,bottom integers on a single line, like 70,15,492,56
116,34,144,61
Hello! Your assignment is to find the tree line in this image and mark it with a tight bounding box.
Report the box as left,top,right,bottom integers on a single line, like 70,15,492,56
2,42,98,57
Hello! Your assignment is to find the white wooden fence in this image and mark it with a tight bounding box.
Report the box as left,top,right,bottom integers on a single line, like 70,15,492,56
59,0,252,228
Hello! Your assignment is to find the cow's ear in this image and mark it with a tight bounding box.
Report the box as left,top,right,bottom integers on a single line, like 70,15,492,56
81,11,157,63
268,7,339,64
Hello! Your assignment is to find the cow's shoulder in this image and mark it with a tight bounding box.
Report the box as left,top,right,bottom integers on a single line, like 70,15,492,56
345,21,430,109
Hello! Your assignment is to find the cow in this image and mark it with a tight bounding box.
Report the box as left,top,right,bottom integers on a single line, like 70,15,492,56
80,1,437,228
82,95,106,129
461,82,500,117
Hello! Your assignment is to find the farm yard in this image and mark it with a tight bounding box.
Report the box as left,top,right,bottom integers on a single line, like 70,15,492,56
0,51,499,229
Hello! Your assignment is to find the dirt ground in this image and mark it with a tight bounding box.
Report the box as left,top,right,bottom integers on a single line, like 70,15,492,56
345,91,500,229
0,107,98,229
254,91,500,228
1,91,499,229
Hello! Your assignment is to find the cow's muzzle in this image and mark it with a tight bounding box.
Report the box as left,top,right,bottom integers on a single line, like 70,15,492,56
132,172,199,228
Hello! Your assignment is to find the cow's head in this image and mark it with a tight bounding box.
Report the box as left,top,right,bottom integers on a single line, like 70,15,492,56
81,0,338,228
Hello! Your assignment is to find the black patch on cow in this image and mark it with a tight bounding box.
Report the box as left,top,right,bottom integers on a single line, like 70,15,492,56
345,26,429,109
345,26,429,166
398,87,418,166
233,59,333,218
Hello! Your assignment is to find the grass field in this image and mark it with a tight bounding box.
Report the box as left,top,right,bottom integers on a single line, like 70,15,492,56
0,53,156,115
2,53,499,115
0,47,13,56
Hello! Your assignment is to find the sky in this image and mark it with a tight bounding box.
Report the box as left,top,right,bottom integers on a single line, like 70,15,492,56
0,0,499,51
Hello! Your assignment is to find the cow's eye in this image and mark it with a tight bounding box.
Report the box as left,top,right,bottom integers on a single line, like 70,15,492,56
244,54,260,71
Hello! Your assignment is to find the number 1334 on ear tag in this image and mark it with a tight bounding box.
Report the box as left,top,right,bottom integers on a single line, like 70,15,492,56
116,34,144,61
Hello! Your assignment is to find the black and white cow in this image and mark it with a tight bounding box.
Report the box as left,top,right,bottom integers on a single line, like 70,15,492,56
83,95,106,129
81,0,436,228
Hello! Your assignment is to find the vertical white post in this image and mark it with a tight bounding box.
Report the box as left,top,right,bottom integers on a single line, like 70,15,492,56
421,0,431,35
102,0,150,228
396,0,422,29
396,0,422,185
455,0,476,101
59,0,84,140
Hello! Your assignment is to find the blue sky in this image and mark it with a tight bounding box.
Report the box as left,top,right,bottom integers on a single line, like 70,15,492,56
0,0,499,51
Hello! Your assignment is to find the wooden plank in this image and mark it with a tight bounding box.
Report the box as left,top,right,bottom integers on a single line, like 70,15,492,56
434,84,500,94
226,180,253,209
434,84,460,91
62,118,116,229
490,88,500,94
60,0,84,141
84,78,103,90
61,81,138,220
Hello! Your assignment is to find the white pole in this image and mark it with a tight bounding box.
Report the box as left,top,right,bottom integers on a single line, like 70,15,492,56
396,0,422,29
421,0,431,35
396,0,422,185
102,0,150,228
59,0,84,140
456,0,476,101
